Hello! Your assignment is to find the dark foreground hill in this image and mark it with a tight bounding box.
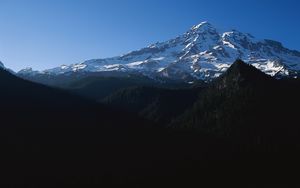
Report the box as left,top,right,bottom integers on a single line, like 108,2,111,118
0,67,237,187
1,62,300,187
99,60,300,186
173,60,300,144
102,60,300,145
0,68,158,187
103,86,203,125
19,72,202,101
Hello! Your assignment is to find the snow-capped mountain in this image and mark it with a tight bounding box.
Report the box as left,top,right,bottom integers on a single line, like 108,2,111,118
18,22,300,80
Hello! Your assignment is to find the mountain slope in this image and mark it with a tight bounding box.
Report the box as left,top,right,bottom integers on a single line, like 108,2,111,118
0,67,241,188
2,62,300,187
0,67,176,187
0,66,260,188
0,67,156,144
0,61,4,69
172,60,300,144
65,74,203,101
19,21,300,81
103,86,203,124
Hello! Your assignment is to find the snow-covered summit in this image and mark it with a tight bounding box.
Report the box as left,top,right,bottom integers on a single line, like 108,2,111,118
190,21,216,33
18,22,300,80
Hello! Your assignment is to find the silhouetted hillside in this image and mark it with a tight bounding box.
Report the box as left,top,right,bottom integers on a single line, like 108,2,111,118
0,68,148,131
66,75,160,100
1,62,300,187
0,68,236,187
0,68,162,187
172,60,300,145
103,86,203,124
20,72,202,101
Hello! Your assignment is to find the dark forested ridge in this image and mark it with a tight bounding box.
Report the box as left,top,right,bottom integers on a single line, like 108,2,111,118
1,61,300,187
103,86,203,125
19,71,203,101
173,60,300,143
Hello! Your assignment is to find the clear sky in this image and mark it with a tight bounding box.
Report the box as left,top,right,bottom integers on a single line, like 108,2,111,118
0,0,299,71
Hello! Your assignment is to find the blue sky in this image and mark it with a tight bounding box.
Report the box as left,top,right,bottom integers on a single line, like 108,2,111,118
0,0,299,71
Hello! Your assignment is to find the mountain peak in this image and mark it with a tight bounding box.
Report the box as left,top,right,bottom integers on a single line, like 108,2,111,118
18,67,34,74
218,60,272,89
190,21,216,33
227,59,267,77
191,21,210,29
230,59,250,69
18,67,41,76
